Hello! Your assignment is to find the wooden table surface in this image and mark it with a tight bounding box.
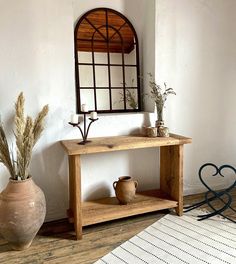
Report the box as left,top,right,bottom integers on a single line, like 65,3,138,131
60,133,192,155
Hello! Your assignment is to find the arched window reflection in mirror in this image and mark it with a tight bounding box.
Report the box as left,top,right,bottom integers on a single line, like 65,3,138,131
74,8,141,113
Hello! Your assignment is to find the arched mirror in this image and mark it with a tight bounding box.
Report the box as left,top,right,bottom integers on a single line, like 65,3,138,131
74,8,141,113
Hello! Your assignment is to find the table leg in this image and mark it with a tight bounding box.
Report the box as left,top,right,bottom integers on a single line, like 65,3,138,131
68,155,82,239
160,145,184,216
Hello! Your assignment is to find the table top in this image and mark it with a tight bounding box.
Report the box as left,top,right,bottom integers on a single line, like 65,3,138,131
60,134,192,155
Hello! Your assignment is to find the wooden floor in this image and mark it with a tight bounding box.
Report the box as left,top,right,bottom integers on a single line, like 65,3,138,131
0,191,235,264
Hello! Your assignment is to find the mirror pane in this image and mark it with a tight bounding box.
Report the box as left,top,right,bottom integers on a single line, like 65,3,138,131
87,10,106,29
79,65,93,87
77,19,93,40
120,24,136,52
125,89,138,110
108,27,123,54
80,89,95,110
111,66,123,87
76,19,93,51
112,89,124,110
93,30,107,52
124,45,136,65
110,52,122,65
97,89,110,110
94,52,107,64
95,66,109,87
78,51,92,63
125,67,137,87
108,11,126,28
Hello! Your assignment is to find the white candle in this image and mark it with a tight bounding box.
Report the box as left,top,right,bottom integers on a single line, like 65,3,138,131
70,114,79,124
90,111,97,119
81,104,88,112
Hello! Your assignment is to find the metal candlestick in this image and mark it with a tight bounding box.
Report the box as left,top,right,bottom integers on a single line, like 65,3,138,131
69,112,98,145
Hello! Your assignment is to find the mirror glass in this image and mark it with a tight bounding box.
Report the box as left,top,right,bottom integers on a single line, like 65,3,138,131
74,8,140,113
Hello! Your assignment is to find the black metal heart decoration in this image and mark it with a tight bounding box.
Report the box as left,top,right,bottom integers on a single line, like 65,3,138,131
184,163,236,223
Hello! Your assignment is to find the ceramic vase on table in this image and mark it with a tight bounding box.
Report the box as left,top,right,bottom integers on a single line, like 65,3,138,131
113,176,138,205
155,105,169,137
0,177,46,250
156,120,169,137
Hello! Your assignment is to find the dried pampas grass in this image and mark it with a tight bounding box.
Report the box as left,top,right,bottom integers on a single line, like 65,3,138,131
0,122,15,177
0,92,49,180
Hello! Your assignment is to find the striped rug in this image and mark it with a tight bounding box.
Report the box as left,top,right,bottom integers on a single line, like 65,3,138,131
94,211,236,264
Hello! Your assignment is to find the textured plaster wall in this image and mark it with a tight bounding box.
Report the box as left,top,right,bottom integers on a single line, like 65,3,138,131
155,0,236,194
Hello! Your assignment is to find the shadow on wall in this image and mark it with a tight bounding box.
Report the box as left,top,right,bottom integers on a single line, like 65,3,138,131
85,182,111,201
82,148,159,201
31,142,69,221
128,148,160,192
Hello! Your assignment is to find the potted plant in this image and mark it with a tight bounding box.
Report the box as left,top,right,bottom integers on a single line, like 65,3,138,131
148,73,176,136
0,92,48,250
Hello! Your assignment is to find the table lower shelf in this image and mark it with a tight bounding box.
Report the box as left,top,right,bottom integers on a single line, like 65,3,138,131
67,189,178,226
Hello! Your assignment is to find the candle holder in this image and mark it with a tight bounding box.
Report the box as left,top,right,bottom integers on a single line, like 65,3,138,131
69,112,98,145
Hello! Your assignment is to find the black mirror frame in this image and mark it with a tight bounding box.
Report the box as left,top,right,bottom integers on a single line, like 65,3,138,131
74,8,141,113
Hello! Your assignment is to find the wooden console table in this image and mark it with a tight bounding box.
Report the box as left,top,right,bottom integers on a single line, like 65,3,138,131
60,134,192,239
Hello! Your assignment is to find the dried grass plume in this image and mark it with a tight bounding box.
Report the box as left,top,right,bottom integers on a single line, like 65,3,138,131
0,92,49,180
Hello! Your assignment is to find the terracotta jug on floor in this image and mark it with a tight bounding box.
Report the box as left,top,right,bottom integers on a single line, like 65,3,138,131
113,176,138,205
0,177,46,250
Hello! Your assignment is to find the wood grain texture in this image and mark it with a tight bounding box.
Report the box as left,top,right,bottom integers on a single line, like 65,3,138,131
70,155,82,240
68,156,74,216
66,190,177,226
160,145,184,216
0,211,167,264
81,189,177,226
60,134,192,156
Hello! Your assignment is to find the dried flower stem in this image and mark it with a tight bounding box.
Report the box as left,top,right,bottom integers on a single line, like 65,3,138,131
148,73,176,121
0,122,15,177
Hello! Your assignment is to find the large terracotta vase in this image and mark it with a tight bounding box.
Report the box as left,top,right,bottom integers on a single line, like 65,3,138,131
0,177,46,250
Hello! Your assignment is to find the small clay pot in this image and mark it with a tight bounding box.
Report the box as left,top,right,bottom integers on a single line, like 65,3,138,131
146,127,158,137
155,120,169,137
113,176,138,205
159,126,169,137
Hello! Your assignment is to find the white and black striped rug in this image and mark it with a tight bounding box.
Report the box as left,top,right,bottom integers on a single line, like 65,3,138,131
94,211,236,264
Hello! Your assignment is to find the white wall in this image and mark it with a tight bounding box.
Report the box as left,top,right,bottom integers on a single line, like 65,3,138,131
0,0,75,220
155,0,236,194
0,0,157,221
